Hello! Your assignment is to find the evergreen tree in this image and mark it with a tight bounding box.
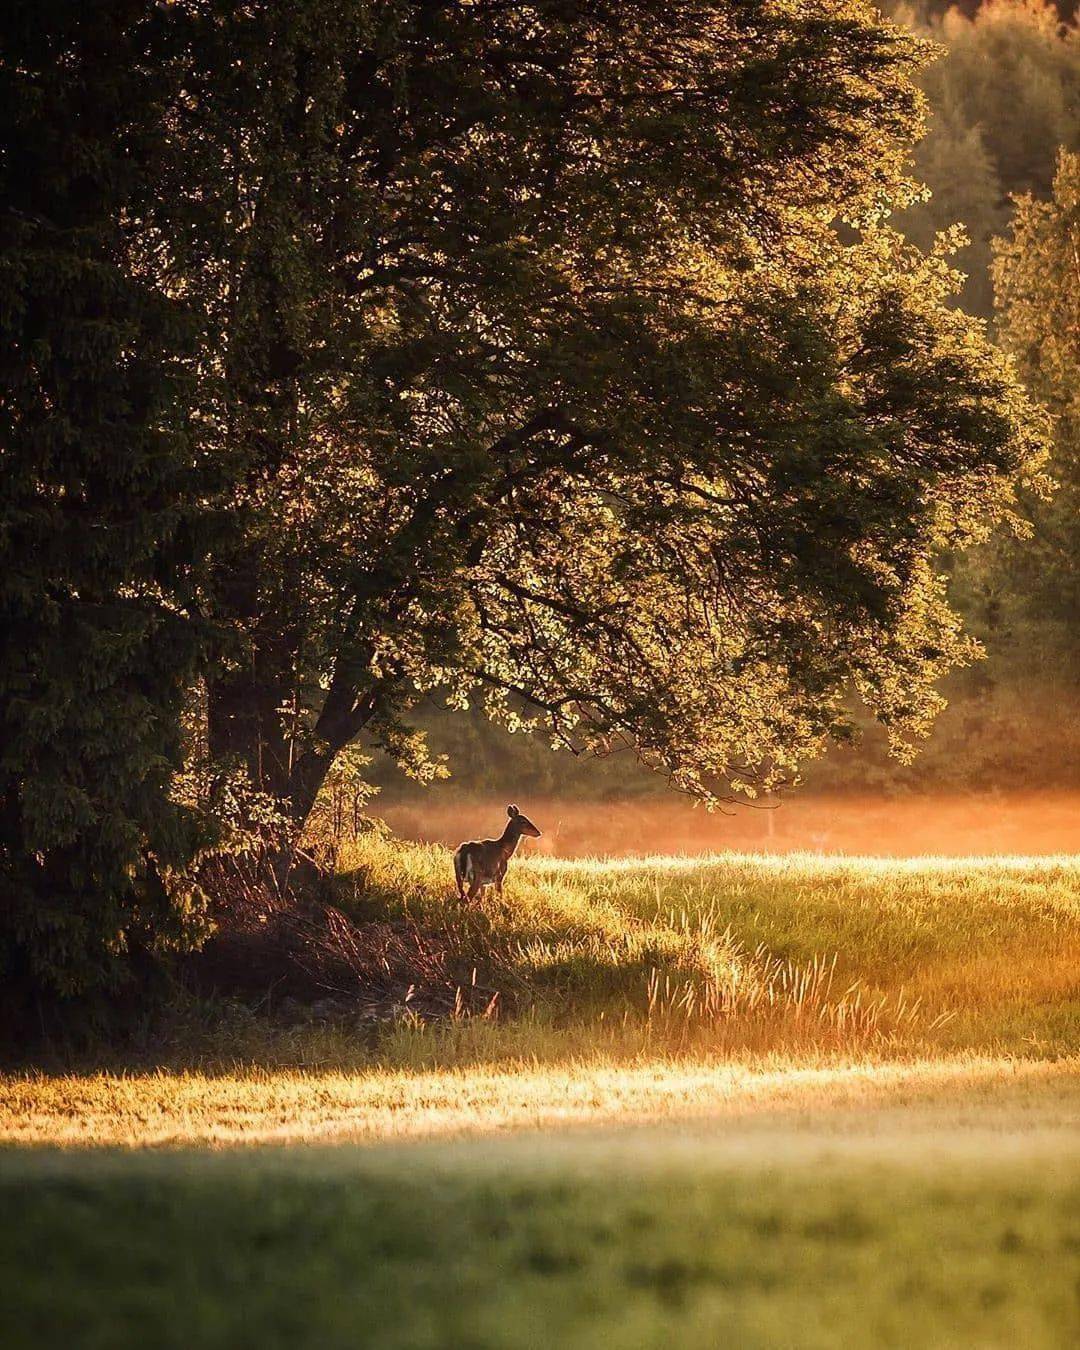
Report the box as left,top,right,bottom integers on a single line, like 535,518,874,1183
0,2,207,1000
895,98,1007,315
894,0,1080,318
930,0,1078,202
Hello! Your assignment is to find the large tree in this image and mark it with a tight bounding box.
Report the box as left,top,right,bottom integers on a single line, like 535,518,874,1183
0,2,207,998
145,0,1046,843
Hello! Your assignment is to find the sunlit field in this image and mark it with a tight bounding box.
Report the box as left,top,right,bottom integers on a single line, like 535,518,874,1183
4,833,1079,1346
2,1081,1078,1350
324,831,1080,1060
3,1055,1077,1149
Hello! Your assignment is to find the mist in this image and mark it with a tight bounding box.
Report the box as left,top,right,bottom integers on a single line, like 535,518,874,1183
379,791,1080,859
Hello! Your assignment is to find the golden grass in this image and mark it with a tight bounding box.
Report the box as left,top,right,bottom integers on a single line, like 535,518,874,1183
5,840,1078,1349
328,834,1080,1056
4,840,1078,1350
3,1055,1077,1150
5,838,1077,1151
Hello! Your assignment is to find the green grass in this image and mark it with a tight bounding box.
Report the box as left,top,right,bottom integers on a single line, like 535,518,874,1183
2,1123,1078,1349
322,836,1080,1061
125,836,1080,1070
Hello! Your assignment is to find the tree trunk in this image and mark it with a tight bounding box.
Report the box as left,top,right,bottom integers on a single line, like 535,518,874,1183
207,653,385,895
206,653,300,894
206,661,292,800
281,675,385,831
283,745,336,832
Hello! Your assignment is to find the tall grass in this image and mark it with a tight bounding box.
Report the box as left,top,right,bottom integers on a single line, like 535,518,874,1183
317,834,1080,1064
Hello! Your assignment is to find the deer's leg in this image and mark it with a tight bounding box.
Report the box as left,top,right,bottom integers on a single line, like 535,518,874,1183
495,866,505,897
453,851,467,902
466,877,483,903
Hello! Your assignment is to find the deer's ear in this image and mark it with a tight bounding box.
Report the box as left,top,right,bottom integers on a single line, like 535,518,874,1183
507,804,519,817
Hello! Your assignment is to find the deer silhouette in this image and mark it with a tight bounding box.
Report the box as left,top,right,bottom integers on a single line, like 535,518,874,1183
453,804,542,901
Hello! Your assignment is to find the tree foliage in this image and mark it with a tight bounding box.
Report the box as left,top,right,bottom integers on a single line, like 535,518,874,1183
0,2,208,998
0,0,1053,997
138,0,1046,818
894,0,1080,316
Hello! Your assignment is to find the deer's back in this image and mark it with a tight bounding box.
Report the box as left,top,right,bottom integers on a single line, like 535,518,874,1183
455,837,505,878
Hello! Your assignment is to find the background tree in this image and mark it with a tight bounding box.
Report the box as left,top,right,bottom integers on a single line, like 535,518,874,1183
145,0,1045,840
0,2,208,1001
872,2,1080,800
894,98,1007,316
893,0,1080,317
991,151,1080,650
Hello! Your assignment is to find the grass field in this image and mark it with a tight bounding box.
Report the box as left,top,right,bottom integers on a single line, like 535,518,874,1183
326,835,1080,1059
2,1094,1078,1350
3,839,1079,1347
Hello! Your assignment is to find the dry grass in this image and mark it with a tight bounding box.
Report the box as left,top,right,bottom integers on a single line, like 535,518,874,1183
313,835,1080,1058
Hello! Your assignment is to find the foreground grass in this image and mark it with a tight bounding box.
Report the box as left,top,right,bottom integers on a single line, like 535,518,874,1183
4,1054,1077,1149
5,842,1080,1347
2,1089,1078,1349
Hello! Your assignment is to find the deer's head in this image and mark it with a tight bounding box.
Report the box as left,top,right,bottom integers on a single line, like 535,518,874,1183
507,804,542,838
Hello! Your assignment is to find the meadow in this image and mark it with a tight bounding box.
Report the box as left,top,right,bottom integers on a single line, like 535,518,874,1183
10,1,1080,1343
329,832,1080,1061
3,834,1079,1347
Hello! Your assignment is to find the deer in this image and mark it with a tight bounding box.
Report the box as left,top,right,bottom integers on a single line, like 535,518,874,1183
453,804,542,902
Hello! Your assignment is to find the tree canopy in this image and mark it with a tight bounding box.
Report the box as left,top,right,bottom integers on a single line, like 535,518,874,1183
157,0,1042,817
0,1,208,997
894,0,1080,316
991,149,1080,641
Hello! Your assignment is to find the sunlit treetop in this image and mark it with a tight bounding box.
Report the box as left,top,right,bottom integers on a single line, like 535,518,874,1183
143,0,1048,813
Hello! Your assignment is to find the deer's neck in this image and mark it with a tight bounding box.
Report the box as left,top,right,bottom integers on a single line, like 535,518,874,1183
498,822,522,858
